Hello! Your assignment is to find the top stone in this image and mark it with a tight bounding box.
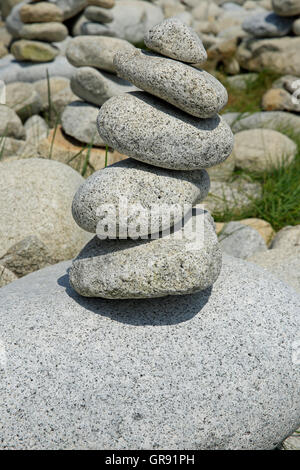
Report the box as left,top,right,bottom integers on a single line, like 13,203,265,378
144,18,207,64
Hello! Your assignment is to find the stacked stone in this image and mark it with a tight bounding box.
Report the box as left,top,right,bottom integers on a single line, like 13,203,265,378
82,0,115,35
63,35,137,147
69,18,234,299
7,1,68,62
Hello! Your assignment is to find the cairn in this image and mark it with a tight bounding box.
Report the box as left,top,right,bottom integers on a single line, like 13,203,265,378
69,18,234,299
7,1,68,63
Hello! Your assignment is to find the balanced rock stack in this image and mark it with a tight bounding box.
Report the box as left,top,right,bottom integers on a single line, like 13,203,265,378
69,18,234,299
62,34,137,148
81,0,115,35
7,1,69,63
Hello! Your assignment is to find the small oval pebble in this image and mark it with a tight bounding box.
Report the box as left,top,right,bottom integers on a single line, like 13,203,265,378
114,49,227,118
144,17,207,63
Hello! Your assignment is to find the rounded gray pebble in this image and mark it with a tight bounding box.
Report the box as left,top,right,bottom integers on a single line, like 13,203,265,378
72,158,210,235
144,17,207,64
69,209,222,299
113,49,228,118
97,91,234,170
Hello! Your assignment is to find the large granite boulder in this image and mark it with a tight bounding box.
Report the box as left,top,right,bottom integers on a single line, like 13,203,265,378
0,256,299,449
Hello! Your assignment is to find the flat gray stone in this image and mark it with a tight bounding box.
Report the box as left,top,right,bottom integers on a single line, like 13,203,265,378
0,255,299,448
70,66,137,106
0,55,76,83
231,111,300,135
227,73,258,91
5,1,29,39
72,158,210,235
62,101,106,147
242,12,293,38
84,5,114,22
271,225,300,250
97,92,234,170
114,49,228,118
70,209,222,298
80,0,164,44
20,22,68,43
66,36,135,73
219,221,267,259
0,158,90,260
232,129,297,171
248,246,300,294
0,105,25,139
144,17,207,64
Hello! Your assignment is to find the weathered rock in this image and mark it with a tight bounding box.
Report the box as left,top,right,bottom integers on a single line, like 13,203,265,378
232,129,297,171
37,125,127,173
271,225,300,250
71,67,136,106
0,44,8,59
144,17,207,64
0,264,18,288
11,39,59,62
97,92,234,170
70,209,221,298
0,235,54,277
62,101,106,147
237,37,300,76
262,88,300,113
0,0,24,19
0,55,76,83
219,221,267,259
248,247,300,294
66,36,135,73
20,2,64,23
0,105,25,139
242,12,293,37
84,5,114,22
72,158,210,235
6,82,42,121
20,22,68,42
81,0,164,44
272,75,300,94
272,0,300,16
280,431,300,450
231,111,300,135
0,255,299,449
0,158,91,260
114,49,228,118
204,178,262,214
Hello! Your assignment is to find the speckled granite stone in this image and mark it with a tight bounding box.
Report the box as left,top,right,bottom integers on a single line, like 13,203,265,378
113,49,227,118
69,209,221,298
0,255,299,449
97,92,234,170
144,17,207,64
72,158,210,235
